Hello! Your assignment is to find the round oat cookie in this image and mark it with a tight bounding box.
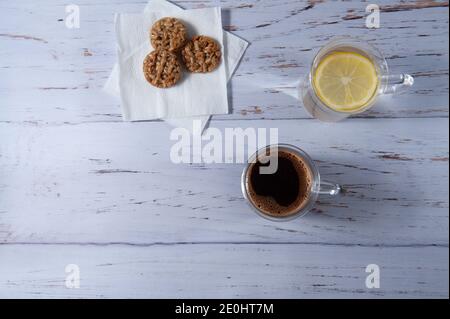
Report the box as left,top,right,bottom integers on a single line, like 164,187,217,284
143,50,181,89
151,17,187,52
181,36,222,73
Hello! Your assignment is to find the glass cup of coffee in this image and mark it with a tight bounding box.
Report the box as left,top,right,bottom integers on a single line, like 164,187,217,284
241,144,341,221
300,36,415,122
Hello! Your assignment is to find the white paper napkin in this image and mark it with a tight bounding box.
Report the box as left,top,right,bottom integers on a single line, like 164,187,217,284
104,0,249,133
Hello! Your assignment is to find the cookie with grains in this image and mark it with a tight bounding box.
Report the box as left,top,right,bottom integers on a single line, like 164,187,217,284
151,17,187,52
181,35,222,73
143,50,182,88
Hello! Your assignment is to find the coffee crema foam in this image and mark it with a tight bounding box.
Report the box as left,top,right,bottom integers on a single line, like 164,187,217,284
246,150,313,218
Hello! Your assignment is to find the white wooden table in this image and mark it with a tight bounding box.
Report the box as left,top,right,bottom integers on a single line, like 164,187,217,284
0,0,448,299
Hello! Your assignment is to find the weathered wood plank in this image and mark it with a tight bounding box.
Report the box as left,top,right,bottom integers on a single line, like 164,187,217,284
0,244,447,298
0,0,448,124
0,0,448,299
0,118,448,245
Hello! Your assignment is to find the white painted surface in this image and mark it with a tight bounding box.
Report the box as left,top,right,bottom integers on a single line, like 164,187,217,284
0,245,448,298
0,0,449,298
0,119,448,245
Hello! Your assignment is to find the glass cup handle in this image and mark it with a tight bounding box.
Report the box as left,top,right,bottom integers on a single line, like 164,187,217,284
382,74,415,95
318,181,341,196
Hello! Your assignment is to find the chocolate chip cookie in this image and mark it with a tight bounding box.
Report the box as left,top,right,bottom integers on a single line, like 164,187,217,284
143,50,182,89
181,35,222,73
150,17,187,52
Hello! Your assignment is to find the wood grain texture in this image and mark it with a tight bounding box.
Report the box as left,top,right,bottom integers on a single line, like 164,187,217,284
0,0,448,124
0,0,449,299
0,244,448,298
0,119,448,246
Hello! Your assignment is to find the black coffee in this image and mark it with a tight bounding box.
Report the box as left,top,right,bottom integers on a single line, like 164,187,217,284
247,150,312,217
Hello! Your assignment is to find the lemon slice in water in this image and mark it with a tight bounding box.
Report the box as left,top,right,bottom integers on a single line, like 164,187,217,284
313,51,379,112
